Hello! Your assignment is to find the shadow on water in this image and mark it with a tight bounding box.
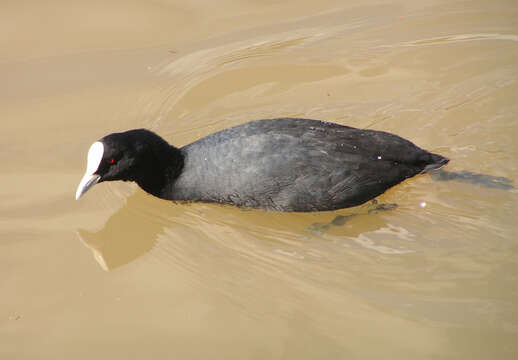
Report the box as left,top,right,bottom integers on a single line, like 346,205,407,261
430,170,515,190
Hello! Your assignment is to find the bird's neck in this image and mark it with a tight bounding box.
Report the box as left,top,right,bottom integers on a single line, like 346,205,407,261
134,141,184,200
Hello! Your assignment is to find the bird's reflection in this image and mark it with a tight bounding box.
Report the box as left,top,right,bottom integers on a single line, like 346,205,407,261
76,192,167,270
75,169,514,271
75,191,401,271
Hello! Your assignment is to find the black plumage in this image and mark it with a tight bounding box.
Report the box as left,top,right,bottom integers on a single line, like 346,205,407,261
79,118,448,211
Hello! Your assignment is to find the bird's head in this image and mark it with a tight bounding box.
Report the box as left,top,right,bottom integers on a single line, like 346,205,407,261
75,129,171,199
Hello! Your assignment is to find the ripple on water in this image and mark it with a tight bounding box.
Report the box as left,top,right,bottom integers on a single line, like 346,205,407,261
71,11,518,356
380,33,518,48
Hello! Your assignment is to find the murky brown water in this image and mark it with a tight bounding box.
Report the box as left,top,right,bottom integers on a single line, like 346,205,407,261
2,1,518,358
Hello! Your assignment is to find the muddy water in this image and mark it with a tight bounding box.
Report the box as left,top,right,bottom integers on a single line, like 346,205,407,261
2,0,518,359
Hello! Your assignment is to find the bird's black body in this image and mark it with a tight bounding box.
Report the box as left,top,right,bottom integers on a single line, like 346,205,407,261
84,118,449,212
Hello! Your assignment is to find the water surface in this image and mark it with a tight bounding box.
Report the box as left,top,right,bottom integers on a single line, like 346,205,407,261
2,1,518,359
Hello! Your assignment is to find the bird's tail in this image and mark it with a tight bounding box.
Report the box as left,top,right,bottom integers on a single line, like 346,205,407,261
422,152,449,173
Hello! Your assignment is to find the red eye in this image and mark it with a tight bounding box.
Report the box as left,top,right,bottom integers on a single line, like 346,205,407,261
108,158,115,164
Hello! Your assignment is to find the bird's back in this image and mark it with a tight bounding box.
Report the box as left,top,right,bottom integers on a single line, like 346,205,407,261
169,118,446,211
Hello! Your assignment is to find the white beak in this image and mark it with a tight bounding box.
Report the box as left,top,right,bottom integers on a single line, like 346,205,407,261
76,141,104,200
75,173,101,200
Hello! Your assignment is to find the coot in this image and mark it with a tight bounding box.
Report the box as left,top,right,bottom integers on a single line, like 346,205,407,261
76,118,448,211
